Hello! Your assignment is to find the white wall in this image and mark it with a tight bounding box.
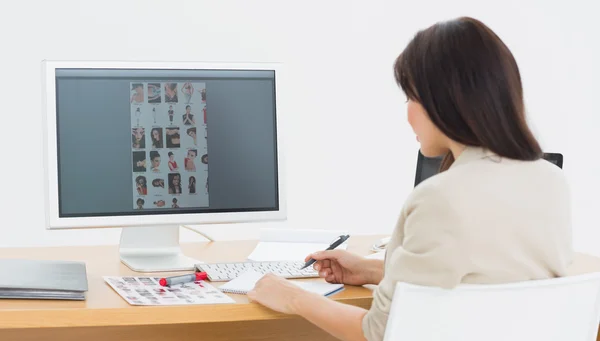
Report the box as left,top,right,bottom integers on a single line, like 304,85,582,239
0,0,598,255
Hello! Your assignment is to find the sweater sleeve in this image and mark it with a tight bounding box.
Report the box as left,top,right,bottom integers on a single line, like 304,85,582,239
362,186,467,341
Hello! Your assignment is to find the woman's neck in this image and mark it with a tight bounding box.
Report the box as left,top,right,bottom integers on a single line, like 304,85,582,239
448,141,467,160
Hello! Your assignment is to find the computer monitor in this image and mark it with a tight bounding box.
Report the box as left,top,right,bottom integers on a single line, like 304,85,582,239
42,61,286,272
414,150,563,187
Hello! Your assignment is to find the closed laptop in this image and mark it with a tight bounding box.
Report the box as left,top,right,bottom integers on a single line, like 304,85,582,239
0,259,88,300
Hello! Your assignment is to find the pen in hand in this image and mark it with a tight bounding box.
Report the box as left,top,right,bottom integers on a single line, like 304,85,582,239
300,234,350,270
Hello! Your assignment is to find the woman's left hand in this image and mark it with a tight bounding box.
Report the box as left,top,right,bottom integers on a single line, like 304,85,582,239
248,273,305,314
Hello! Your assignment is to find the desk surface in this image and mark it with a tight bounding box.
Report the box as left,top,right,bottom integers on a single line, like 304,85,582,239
1,235,600,337
0,235,382,330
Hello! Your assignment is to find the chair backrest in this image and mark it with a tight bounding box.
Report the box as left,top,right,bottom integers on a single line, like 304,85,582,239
414,151,564,187
384,273,600,341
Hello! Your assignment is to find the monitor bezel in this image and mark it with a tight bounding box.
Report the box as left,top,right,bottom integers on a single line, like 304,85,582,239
42,60,287,229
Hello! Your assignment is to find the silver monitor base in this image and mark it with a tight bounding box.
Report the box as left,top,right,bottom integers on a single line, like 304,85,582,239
119,225,200,272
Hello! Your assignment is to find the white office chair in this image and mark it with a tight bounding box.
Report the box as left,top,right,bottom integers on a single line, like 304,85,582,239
383,273,600,341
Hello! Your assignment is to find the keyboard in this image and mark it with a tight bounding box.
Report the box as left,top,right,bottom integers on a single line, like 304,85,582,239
196,260,319,282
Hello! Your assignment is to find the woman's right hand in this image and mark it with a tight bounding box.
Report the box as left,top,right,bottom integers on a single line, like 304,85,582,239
305,250,383,286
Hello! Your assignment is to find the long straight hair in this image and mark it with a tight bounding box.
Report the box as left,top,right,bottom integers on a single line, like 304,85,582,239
394,17,542,171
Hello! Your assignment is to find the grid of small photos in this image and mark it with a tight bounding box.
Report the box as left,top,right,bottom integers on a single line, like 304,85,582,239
103,276,234,306
130,82,209,210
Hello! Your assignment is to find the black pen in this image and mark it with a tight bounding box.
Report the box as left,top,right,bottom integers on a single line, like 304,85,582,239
300,234,350,270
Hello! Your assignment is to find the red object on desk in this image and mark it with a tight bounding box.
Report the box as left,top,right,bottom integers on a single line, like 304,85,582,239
159,272,208,287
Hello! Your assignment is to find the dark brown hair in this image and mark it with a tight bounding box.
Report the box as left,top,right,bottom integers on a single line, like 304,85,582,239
394,17,542,171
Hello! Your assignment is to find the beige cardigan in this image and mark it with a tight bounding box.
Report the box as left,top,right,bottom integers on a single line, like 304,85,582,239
362,146,573,341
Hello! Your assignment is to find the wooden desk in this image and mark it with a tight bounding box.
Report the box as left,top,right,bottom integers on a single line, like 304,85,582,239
0,235,382,341
1,235,600,341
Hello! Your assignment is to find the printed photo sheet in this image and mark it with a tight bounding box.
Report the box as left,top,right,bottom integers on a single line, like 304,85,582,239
104,276,234,305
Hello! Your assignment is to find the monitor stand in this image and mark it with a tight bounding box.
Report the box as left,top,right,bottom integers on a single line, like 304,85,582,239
119,225,199,272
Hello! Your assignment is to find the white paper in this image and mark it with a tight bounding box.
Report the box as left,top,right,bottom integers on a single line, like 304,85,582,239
104,276,235,306
259,228,349,244
218,270,266,293
219,270,344,297
292,280,344,296
247,228,349,261
248,242,345,261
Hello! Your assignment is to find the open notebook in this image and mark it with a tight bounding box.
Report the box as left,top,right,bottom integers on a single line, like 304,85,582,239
219,270,344,296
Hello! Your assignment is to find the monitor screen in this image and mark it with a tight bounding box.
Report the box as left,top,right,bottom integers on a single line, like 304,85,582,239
54,68,278,218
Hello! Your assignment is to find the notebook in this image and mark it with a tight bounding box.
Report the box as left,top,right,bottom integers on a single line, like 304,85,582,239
0,259,88,300
218,270,344,296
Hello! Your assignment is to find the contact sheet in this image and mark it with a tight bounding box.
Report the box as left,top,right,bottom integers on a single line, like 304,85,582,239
104,276,234,306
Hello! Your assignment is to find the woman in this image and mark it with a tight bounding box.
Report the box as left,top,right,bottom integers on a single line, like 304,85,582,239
135,176,147,195
130,83,144,104
135,107,142,126
151,128,163,148
182,82,194,103
135,198,144,210
166,128,180,148
182,105,195,125
150,151,161,172
168,173,182,194
187,127,197,145
132,127,145,149
152,178,164,188
168,105,175,125
188,176,196,194
132,151,146,172
165,83,178,103
248,17,573,341
148,83,161,103
168,151,178,171
184,149,197,171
